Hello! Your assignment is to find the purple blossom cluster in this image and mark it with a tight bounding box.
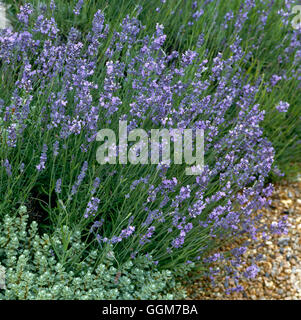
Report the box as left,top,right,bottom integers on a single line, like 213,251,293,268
0,1,297,291
97,225,135,244
55,178,62,194
73,0,84,16
243,265,260,279
139,226,156,245
84,197,100,218
70,161,88,197
276,101,290,113
3,159,12,176
36,144,48,171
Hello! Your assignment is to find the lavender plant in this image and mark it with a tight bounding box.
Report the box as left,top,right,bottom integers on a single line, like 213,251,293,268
3,0,301,178
0,0,297,296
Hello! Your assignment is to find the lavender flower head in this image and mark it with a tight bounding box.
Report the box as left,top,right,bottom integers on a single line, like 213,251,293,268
243,264,260,279
276,101,290,113
36,144,48,171
73,0,84,15
3,159,12,176
55,178,62,193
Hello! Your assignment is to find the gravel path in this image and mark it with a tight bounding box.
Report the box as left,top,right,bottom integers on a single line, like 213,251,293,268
185,180,301,300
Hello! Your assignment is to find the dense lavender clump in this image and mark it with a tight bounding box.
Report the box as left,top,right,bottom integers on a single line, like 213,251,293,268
0,0,299,294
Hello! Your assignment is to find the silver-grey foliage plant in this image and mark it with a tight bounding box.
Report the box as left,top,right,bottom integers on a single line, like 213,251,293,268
0,207,187,300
